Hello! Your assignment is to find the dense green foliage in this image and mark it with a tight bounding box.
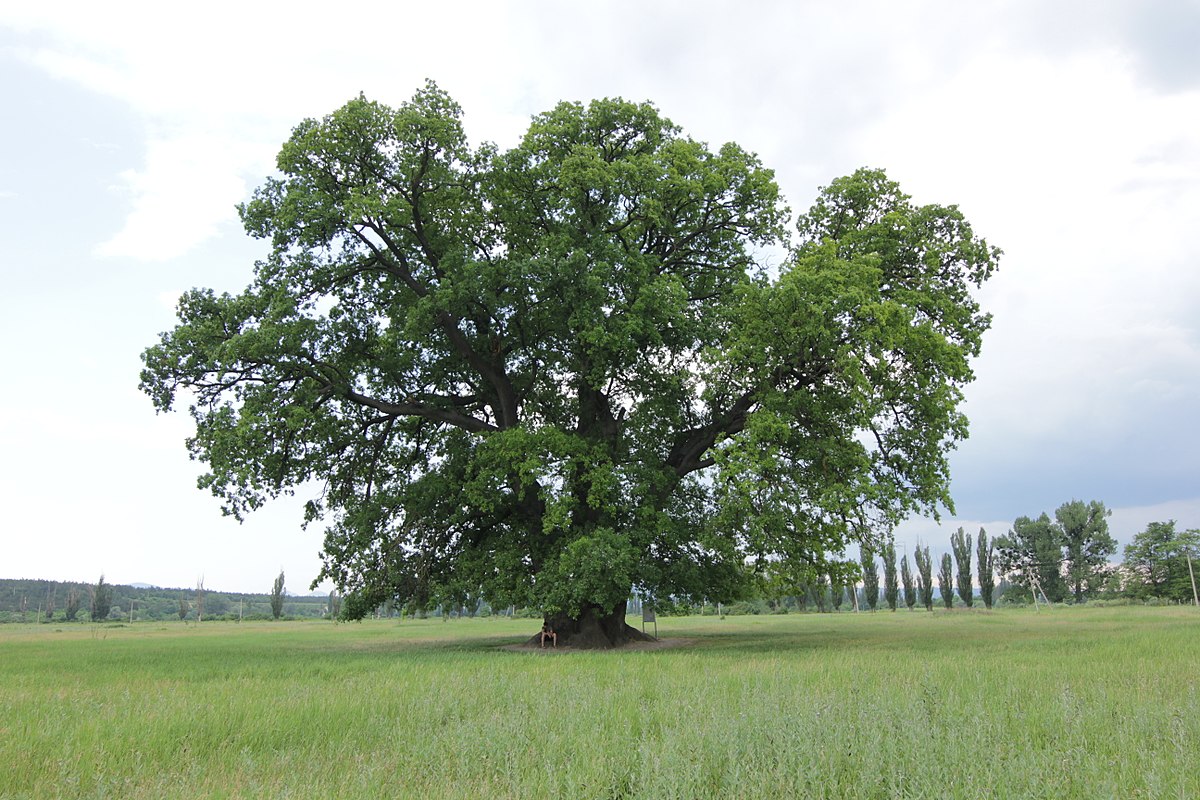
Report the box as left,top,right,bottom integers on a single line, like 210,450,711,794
757,561,825,614
271,571,286,619
977,527,996,608
900,552,915,609
937,552,953,609
860,546,879,611
139,83,999,641
89,574,112,622
831,575,846,611
1056,500,1116,602
3,608,1198,798
997,513,1066,602
881,541,898,611
1122,521,1200,603
950,526,973,607
65,586,81,621
996,500,1116,603
914,544,934,610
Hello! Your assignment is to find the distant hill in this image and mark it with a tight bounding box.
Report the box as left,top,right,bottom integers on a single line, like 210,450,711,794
0,577,330,622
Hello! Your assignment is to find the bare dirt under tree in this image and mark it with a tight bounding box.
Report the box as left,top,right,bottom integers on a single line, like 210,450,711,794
501,637,696,654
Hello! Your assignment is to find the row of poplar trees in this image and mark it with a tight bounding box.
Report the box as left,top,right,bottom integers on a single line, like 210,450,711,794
860,528,997,611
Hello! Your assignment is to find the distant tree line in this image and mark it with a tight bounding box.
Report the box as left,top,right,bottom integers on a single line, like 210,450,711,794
3,502,1195,623
0,577,332,623
665,499,1196,615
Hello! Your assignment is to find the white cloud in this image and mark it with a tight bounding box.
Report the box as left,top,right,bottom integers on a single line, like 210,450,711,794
5,2,537,261
94,134,250,261
155,289,182,312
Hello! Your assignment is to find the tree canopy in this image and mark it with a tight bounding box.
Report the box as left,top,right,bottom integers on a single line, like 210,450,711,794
996,513,1067,603
1055,499,1114,603
1122,521,1200,603
141,82,999,646
995,500,1115,604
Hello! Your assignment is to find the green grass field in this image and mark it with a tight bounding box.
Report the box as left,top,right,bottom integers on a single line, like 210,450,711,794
2,606,1197,799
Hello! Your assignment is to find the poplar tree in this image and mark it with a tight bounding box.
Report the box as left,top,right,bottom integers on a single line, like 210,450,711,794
951,527,973,607
861,547,880,611
915,545,934,610
900,553,916,610
883,541,899,611
90,575,112,622
195,578,206,623
977,527,996,609
830,574,845,611
938,553,954,609
271,571,286,620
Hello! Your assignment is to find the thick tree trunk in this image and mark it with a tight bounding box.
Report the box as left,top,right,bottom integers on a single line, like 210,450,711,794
526,600,656,649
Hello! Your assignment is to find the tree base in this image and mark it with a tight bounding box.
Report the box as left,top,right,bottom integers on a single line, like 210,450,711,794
525,602,657,649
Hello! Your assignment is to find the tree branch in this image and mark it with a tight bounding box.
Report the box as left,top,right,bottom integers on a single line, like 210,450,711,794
343,388,498,434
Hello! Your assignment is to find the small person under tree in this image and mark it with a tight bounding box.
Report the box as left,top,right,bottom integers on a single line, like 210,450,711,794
539,623,557,648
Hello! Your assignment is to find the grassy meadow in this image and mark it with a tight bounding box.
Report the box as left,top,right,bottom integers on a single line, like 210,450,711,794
1,606,1197,799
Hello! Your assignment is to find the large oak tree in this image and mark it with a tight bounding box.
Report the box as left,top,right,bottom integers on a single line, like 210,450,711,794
141,83,999,647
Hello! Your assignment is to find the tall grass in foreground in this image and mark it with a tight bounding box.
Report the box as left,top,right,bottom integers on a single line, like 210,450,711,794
1,606,1197,799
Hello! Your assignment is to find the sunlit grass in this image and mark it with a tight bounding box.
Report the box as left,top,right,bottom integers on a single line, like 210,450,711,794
1,607,1197,798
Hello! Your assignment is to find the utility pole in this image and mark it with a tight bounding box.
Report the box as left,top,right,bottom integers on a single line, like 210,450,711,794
1187,548,1199,608
1028,571,1051,611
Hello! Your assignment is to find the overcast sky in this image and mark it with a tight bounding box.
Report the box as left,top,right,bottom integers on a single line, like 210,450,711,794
2,0,1197,594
